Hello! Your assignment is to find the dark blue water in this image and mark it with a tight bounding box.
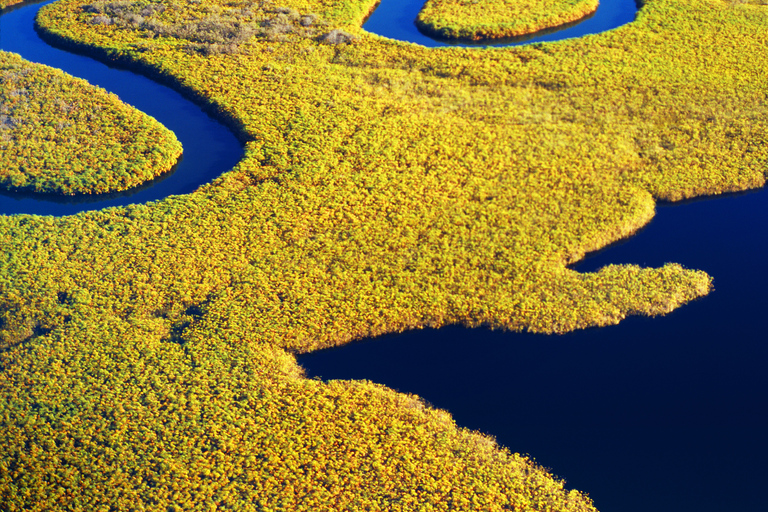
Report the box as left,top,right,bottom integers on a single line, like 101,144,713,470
364,0,638,47
300,186,768,512
0,0,242,216
309,8,768,512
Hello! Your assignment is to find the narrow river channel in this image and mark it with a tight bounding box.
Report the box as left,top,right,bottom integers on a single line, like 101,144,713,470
0,0,637,216
3,1,766,512
364,0,638,47
0,0,243,216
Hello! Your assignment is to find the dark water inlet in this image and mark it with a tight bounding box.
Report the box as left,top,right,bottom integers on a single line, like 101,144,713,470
308,9,768,512
0,0,243,216
300,186,768,512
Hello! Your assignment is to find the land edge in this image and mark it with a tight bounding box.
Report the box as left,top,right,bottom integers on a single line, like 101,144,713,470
0,149,182,197
414,0,600,42
29,0,718,337
32,3,252,147
0,0,25,12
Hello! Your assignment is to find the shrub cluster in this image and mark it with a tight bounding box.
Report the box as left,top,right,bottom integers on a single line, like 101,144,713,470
0,0,24,10
81,0,329,53
416,0,599,41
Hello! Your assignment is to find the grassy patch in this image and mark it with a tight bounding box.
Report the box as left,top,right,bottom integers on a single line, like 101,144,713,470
416,0,599,41
0,0,24,10
0,51,182,195
80,0,335,53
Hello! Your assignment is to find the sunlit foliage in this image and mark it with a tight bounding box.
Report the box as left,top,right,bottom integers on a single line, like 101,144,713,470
416,0,599,41
0,0,24,9
81,0,332,53
0,0,766,508
0,51,181,194
0,312,600,511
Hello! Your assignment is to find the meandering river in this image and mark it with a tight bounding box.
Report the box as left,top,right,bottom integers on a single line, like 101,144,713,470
0,0,243,216
364,0,638,47
3,1,767,512
0,0,637,215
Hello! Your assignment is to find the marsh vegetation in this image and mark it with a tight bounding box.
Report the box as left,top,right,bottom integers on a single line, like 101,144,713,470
0,0,24,9
0,51,181,194
0,0,766,509
81,0,341,53
416,0,599,41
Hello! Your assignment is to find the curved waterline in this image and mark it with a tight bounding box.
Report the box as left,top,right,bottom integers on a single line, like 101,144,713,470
0,0,243,217
298,186,768,512
363,0,639,47
0,0,638,217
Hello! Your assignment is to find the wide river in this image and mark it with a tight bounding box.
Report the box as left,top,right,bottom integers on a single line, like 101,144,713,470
3,1,767,512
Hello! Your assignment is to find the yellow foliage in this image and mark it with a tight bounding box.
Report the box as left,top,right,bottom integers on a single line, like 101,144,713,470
0,51,182,195
1,0,766,508
0,0,24,9
416,0,599,41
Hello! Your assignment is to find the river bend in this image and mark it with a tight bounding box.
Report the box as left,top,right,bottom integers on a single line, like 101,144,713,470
0,0,243,216
0,0,639,216
7,3,765,512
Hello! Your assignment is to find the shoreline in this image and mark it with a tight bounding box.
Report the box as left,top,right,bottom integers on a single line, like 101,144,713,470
414,1,600,43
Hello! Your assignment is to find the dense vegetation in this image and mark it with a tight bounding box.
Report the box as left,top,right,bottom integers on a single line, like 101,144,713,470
81,0,335,54
1,0,766,508
416,0,599,41
0,51,181,195
0,0,24,10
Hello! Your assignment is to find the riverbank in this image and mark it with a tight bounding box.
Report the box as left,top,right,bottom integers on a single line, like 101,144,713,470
0,0,243,215
415,0,599,41
0,0,23,10
0,50,182,195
